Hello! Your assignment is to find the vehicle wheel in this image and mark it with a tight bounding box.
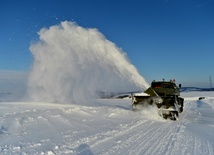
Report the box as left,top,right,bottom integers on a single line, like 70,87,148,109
179,107,183,113
170,111,178,121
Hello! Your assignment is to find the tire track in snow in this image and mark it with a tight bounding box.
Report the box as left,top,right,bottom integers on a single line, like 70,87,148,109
92,101,192,155
1,98,214,155
128,119,186,155
171,99,214,155
92,119,154,155
90,117,181,154
67,118,149,154
128,101,195,155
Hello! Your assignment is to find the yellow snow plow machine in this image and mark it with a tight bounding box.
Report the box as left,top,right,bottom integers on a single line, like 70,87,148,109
131,79,184,120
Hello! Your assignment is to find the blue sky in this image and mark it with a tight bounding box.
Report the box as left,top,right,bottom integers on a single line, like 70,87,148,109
0,0,214,87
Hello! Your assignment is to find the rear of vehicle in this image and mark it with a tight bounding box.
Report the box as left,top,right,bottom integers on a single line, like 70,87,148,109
132,80,184,120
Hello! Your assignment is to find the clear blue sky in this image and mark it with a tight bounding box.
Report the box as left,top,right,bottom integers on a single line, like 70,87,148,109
0,0,214,87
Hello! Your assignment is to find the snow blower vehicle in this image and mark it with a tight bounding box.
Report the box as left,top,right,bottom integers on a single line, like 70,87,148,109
131,79,184,120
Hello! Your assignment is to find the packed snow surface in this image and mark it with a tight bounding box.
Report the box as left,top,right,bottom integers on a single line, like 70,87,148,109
0,91,214,155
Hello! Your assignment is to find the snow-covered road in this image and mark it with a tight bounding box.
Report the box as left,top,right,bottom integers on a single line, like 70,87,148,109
0,92,214,155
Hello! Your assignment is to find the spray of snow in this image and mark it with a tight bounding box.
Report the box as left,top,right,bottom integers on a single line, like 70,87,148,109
26,21,149,104
140,104,164,121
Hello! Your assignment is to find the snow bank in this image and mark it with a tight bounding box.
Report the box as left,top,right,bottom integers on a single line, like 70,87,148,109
26,21,149,104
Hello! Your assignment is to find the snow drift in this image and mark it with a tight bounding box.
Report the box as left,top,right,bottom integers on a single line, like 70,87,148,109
26,21,149,104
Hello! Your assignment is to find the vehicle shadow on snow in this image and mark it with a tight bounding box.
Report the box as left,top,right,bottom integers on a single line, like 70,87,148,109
76,144,94,155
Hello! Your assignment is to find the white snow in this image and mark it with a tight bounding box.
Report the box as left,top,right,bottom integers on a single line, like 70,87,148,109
0,91,214,155
132,92,150,96
1,21,214,155
26,21,149,104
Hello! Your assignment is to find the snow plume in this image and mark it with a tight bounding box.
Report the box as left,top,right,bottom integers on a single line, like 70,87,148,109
26,21,149,104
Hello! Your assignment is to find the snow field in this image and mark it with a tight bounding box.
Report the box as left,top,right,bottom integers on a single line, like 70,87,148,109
0,92,214,154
